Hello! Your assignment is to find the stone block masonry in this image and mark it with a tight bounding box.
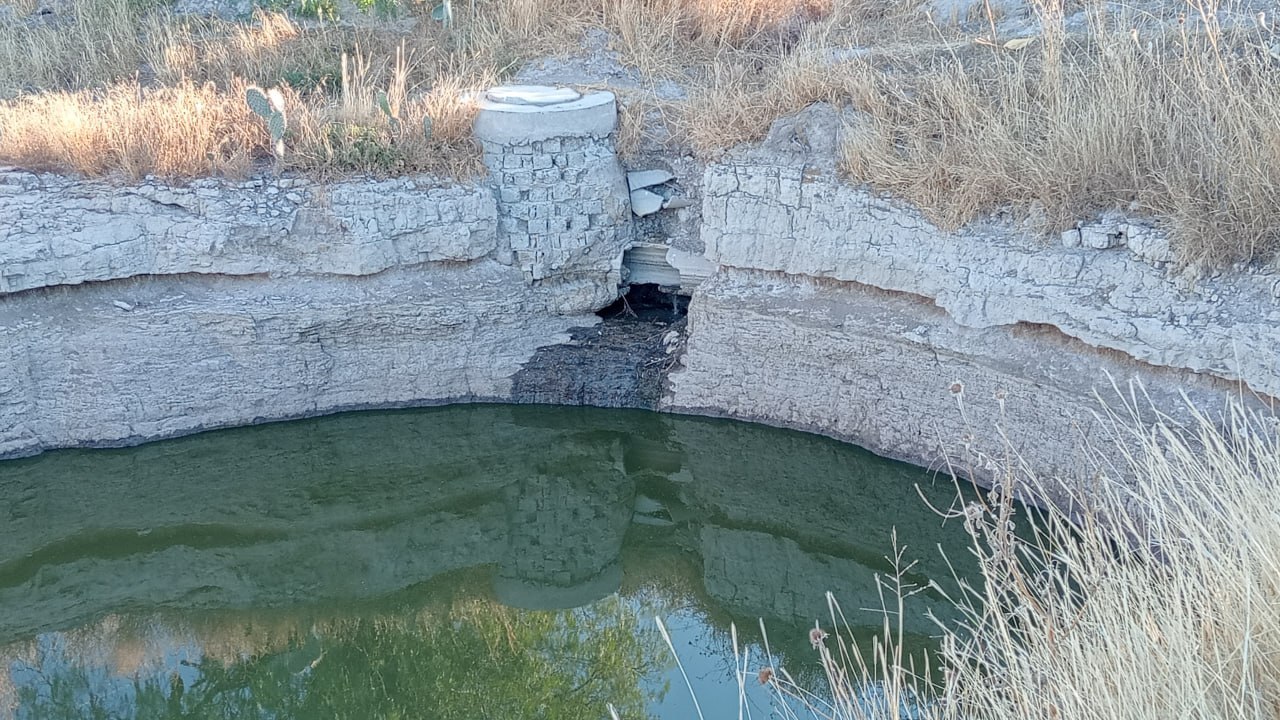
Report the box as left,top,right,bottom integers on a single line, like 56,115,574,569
481,135,631,287
474,87,632,305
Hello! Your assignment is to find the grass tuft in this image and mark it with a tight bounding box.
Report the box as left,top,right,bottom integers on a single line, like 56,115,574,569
749,396,1280,720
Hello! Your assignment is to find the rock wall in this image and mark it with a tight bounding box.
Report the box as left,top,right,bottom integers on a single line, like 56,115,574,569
664,105,1280,488
4,100,1279,490
0,263,601,459
0,171,497,293
0,159,631,458
479,134,632,288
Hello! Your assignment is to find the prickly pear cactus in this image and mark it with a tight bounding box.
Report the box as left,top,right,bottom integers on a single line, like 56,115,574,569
245,86,272,118
376,90,402,132
245,85,288,159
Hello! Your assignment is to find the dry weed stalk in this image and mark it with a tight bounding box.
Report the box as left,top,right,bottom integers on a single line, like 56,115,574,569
744,396,1280,720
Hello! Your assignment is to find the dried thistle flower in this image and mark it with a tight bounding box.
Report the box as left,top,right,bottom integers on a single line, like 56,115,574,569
809,624,829,649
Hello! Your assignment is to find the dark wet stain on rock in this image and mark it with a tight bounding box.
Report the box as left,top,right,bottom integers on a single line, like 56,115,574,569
512,285,688,410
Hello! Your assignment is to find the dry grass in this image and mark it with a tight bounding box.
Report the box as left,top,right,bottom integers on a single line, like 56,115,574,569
833,9,1280,265
0,81,263,176
0,0,829,179
0,0,167,95
0,0,495,178
749,397,1280,720
667,0,1280,264
2,0,1279,262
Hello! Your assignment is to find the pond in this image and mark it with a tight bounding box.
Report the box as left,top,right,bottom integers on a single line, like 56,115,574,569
0,404,979,719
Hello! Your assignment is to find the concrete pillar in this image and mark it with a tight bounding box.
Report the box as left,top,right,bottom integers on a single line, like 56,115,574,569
474,85,633,309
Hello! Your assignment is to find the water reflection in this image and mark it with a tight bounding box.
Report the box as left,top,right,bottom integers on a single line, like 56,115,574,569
0,405,977,719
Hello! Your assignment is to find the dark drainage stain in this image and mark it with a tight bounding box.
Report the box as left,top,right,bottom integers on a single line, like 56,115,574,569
511,285,688,410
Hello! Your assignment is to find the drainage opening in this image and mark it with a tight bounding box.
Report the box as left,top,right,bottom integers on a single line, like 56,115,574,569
598,284,689,322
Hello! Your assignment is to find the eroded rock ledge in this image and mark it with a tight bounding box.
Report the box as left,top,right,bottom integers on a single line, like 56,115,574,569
2,102,1278,493
697,107,1280,400
0,263,600,458
663,105,1280,486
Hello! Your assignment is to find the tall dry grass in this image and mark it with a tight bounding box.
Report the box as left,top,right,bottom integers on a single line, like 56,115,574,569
0,0,492,178
745,397,1280,720
834,7,1280,266
0,81,263,176
4,0,1280,263
0,0,168,96
0,0,828,178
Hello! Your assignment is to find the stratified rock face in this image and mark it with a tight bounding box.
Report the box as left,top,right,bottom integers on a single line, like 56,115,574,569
0,163,632,459
0,171,499,293
699,154,1280,400
0,81,649,461
667,104,1280,486
665,268,1247,485
0,262,597,459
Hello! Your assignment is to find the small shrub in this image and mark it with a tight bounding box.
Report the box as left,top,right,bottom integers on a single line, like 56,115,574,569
278,66,341,92
294,0,338,19
322,122,402,171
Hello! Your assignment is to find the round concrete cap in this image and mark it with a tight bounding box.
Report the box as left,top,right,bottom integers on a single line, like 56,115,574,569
485,85,581,106
475,84,616,144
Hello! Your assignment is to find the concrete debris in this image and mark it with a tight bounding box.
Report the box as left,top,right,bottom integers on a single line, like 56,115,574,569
629,188,664,217
626,170,675,192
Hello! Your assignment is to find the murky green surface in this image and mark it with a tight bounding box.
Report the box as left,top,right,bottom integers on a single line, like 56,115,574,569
0,405,978,719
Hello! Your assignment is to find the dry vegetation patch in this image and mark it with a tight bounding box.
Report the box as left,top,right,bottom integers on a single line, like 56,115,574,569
1,0,1278,262
833,21,1280,266
754,399,1280,720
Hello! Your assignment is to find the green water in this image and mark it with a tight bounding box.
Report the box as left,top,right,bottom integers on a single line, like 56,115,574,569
0,405,979,719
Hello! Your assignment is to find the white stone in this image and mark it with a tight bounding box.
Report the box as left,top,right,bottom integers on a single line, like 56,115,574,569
1126,226,1175,264
626,170,674,192
474,88,617,144
485,85,581,106
1060,228,1081,248
666,247,715,290
630,189,664,217
1081,224,1124,249
623,243,680,287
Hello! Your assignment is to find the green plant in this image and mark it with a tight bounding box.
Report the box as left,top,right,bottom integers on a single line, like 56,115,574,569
245,85,288,159
279,67,340,93
353,0,399,17
294,0,337,19
324,122,401,171
375,89,401,132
